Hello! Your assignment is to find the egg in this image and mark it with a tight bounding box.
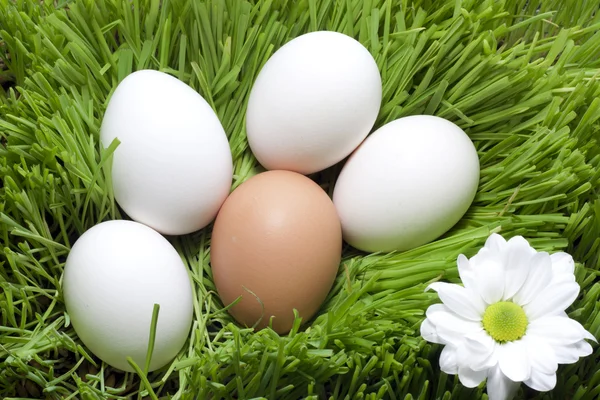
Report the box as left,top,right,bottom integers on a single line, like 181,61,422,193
62,220,194,372
100,70,233,235
210,170,342,333
246,31,382,175
333,115,480,253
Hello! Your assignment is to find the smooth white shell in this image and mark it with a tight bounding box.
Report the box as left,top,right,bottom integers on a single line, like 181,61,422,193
333,115,480,252
101,70,233,235
62,220,194,372
246,31,382,175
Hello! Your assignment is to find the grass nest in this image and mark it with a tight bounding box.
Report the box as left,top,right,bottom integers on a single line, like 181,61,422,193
1,0,600,399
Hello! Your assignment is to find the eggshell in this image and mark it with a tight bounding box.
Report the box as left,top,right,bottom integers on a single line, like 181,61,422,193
333,115,480,252
246,31,382,175
62,220,193,372
100,70,233,235
210,170,342,333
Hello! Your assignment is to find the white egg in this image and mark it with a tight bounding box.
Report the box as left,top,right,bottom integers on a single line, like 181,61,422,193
62,220,193,372
333,115,480,252
100,70,233,235
246,31,382,175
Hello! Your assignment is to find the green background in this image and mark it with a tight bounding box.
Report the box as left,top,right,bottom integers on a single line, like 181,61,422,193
1,0,599,399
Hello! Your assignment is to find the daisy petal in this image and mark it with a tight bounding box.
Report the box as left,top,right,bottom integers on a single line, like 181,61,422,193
458,366,487,388
527,316,591,345
436,329,467,346
512,252,552,305
473,256,505,304
523,281,580,320
498,340,531,382
524,369,556,392
506,235,535,253
550,340,593,364
522,335,557,374
425,304,482,346
484,233,507,253
553,314,596,342
574,340,594,358
420,318,443,344
550,252,575,275
458,254,478,291
503,236,535,300
439,345,458,374
486,364,520,400
458,330,497,371
569,317,595,341
552,343,582,364
583,330,597,343
426,304,482,334
426,282,485,320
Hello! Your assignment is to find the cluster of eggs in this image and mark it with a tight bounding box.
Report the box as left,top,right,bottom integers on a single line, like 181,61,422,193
62,31,479,372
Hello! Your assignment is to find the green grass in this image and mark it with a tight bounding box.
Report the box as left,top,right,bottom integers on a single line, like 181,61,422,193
1,0,600,398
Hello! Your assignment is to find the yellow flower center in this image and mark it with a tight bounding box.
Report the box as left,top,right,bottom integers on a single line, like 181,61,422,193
482,301,528,342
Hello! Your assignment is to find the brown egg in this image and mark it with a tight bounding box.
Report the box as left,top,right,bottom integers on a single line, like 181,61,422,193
210,170,342,333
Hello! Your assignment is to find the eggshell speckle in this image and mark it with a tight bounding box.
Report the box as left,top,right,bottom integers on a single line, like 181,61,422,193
63,220,193,372
333,115,480,252
246,31,382,175
100,70,233,235
210,170,342,333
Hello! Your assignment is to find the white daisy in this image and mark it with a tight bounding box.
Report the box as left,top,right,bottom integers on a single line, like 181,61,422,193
421,233,596,400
